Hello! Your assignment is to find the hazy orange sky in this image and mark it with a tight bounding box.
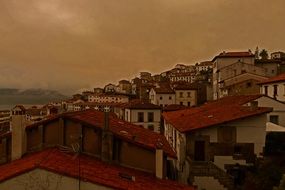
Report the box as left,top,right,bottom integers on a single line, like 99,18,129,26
0,0,284,94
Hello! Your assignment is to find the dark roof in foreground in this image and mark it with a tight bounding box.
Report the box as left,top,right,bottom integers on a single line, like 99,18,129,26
26,109,176,158
163,95,272,133
0,148,194,190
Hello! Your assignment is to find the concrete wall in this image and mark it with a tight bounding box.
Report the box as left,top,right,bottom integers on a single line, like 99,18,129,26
119,141,156,173
0,169,111,190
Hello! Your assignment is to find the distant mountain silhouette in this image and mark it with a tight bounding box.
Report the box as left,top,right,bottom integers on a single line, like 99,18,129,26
0,88,68,107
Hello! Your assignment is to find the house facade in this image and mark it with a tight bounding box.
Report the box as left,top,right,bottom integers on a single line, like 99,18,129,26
259,73,285,102
212,51,255,99
122,101,162,133
162,96,272,189
149,87,175,107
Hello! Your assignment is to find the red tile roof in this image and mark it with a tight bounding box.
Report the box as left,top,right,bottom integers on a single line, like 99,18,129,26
26,110,176,158
258,73,285,85
212,51,254,62
163,95,272,133
0,148,194,190
121,99,161,110
162,104,187,112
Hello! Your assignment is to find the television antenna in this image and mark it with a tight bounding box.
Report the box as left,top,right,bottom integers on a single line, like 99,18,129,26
59,131,83,190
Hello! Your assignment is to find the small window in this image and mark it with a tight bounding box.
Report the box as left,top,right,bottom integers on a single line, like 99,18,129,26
180,102,183,105
179,92,183,98
148,112,154,122
272,70,275,74
138,112,144,122
270,115,279,125
160,96,163,100
246,82,252,88
188,102,191,106
169,96,172,100
187,92,191,97
273,85,278,98
234,145,242,155
264,86,268,96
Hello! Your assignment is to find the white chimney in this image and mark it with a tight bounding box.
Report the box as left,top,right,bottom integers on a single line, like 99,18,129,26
11,106,27,160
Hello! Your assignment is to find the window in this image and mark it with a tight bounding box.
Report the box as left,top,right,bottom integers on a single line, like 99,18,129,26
169,96,172,100
246,82,252,88
160,96,163,100
270,115,279,125
264,86,268,96
273,85,278,98
138,112,144,122
180,102,183,105
218,126,236,143
179,92,183,98
148,125,154,131
187,92,191,97
272,70,275,74
188,102,191,106
148,112,154,122
234,145,242,155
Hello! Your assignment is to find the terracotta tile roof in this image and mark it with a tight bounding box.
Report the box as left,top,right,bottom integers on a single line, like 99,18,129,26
162,104,187,112
122,99,161,110
163,95,272,133
212,51,254,61
258,73,285,85
0,148,193,190
26,110,176,158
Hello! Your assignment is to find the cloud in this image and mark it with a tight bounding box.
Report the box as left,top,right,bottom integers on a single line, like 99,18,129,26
0,0,284,94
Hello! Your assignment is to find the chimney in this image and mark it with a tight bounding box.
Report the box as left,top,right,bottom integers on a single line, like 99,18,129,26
101,106,113,162
155,140,164,179
11,106,27,160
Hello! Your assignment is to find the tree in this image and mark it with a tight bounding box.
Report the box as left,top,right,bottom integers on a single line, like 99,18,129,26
259,49,269,60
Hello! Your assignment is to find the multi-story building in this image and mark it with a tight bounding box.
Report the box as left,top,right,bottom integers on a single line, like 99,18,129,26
87,93,129,104
117,80,132,94
217,61,268,97
120,100,162,133
149,86,175,107
172,83,198,107
212,51,256,99
0,109,193,190
104,83,118,93
163,95,272,189
196,61,213,72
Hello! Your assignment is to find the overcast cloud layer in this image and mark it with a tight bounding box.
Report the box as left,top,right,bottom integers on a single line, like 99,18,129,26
0,0,284,94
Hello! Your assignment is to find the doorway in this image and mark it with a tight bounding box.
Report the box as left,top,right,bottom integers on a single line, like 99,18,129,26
194,140,206,161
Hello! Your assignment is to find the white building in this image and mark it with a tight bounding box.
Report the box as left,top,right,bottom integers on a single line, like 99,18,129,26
122,100,162,133
162,95,272,189
87,94,129,104
259,73,285,102
196,61,213,72
149,87,175,107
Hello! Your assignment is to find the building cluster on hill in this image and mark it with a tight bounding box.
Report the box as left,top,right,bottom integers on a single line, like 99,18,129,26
1,48,285,189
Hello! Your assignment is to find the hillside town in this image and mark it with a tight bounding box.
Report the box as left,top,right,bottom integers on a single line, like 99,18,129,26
1,48,285,190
